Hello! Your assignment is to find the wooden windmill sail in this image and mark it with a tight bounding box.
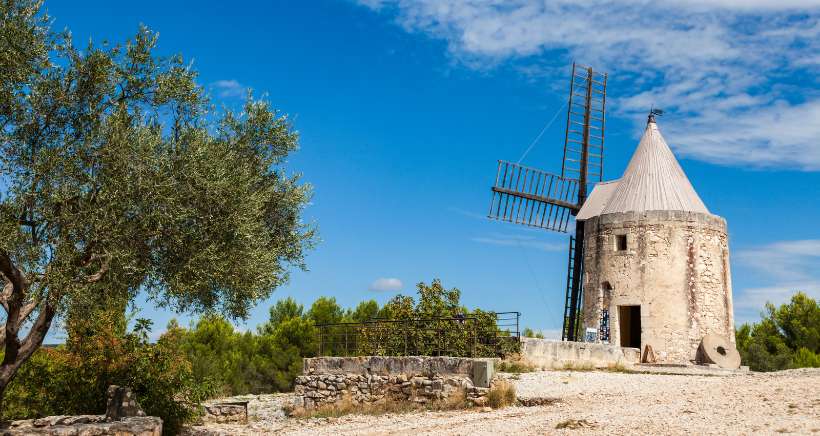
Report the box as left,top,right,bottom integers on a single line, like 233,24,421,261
488,63,607,341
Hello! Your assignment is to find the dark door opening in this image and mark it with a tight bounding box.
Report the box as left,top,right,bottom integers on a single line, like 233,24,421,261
618,305,641,348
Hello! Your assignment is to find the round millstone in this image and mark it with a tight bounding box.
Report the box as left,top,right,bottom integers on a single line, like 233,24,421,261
699,334,741,369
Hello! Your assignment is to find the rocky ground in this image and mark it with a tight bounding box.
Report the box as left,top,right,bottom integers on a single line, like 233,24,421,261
190,368,820,435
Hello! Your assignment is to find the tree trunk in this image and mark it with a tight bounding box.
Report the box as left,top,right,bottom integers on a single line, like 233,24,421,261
0,377,7,421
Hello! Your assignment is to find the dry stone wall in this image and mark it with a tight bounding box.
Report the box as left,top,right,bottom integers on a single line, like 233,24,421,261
295,356,498,410
2,417,162,436
581,211,735,364
2,386,161,436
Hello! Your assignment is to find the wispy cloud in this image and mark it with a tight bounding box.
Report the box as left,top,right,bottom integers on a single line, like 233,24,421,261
448,206,487,220
212,79,246,99
369,277,404,292
734,239,820,317
357,1,820,170
472,233,564,252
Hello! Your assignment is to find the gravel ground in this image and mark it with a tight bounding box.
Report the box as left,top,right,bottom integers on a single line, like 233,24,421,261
193,368,820,435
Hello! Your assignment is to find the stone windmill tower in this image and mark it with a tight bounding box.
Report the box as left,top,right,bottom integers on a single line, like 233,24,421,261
575,113,736,364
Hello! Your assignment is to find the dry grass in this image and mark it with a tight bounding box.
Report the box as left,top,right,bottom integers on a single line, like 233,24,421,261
555,418,596,429
497,360,537,374
602,362,637,373
486,380,516,409
560,362,595,371
557,362,637,373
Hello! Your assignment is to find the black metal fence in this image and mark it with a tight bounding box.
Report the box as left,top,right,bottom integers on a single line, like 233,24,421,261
316,312,520,358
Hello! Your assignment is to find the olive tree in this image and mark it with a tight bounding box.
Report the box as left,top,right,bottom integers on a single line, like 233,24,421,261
0,0,314,409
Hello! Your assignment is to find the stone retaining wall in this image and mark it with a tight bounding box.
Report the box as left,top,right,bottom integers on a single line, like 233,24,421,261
295,356,498,410
2,416,161,436
520,338,640,369
1,386,161,436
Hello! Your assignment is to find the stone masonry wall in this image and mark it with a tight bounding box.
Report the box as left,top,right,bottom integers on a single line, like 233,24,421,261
295,356,498,410
582,211,735,364
2,386,161,436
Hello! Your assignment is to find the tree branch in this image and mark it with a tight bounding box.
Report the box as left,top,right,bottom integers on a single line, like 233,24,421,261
0,250,26,367
0,300,38,347
16,300,55,363
84,253,111,283
0,281,11,313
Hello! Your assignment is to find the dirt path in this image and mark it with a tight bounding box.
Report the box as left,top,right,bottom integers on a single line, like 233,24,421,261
194,368,820,435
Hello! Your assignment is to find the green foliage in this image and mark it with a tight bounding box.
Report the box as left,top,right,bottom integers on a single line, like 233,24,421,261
260,297,305,334
171,299,320,396
736,291,820,372
0,0,315,408
350,300,379,322
4,312,213,435
352,279,517,358
308,297,345,325
523,327,545,339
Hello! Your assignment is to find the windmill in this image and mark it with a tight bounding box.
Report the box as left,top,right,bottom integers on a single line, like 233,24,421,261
487,63,607,341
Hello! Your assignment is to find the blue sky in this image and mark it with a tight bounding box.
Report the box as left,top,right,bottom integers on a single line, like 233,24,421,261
42,0,820,341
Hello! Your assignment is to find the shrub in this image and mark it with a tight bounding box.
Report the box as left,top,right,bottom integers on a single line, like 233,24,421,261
3,313,214,436
486,380,516,408
523,327,545,339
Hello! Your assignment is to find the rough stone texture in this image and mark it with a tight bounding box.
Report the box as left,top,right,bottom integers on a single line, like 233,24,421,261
106,385,146,420
202,402,249,424
582,210,735,364
303,356,480,377
520,337,640,369
297,356,498,409
697,333,741,369
471,359,493,388
3,417,162,435
2,386,160,436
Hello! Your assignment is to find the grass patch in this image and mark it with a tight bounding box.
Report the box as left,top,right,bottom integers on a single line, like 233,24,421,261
560,362,595,371
497,360,537,374
486,380,516,409
601,362,637,373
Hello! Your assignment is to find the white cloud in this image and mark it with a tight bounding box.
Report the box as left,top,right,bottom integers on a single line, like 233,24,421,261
369,277,404,292
357,1,820,169
212,79,246,99
734,239,820,317
472,233,565,251
736,282,820,313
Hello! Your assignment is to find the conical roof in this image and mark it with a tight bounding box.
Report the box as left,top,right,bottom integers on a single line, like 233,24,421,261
576,117,709,219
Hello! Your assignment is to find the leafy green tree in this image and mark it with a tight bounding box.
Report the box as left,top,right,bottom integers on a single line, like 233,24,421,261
259,297,305,335
175,316,241,396
415,279,463,318
736,292,820,371
349,300,379,322
768,292,819,353
0,0,314,409
361,279,509,357
307,297,345,325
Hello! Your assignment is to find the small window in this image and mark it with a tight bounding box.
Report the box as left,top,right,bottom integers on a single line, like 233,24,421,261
616,234,627,251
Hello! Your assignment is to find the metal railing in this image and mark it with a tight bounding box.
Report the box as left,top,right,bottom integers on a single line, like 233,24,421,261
316,312,520,358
